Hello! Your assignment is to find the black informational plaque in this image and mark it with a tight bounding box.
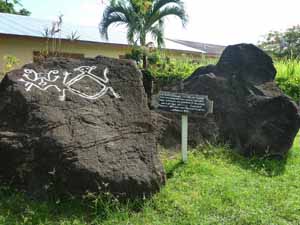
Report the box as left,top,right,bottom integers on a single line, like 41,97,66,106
153,91,214,163
157,91,213,114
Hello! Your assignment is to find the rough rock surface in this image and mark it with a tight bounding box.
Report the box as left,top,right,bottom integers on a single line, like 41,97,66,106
158,44,300,157
0,56,165,198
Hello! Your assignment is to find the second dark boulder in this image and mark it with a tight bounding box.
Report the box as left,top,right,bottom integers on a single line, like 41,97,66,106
157,44,300,157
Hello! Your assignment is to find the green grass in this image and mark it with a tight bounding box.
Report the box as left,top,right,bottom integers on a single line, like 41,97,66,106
1,56,300,224
1,135,300,225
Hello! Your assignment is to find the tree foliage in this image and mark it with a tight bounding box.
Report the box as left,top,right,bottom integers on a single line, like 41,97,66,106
100,0,187,46
259,25,300,59
99,0,187,68
0,0,31,16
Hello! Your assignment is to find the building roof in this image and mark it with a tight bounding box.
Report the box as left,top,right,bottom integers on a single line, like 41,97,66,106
166,38,226,55
163,39,206,54
0,12,224,55
0,12,121,44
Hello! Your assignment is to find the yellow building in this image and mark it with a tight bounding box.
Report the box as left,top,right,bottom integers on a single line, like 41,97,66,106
0,13,225,72
0,34,132,71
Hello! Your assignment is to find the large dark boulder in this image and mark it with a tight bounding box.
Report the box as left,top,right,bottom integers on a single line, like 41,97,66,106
0,56,165,198
215,43,276,84
158,44,300,157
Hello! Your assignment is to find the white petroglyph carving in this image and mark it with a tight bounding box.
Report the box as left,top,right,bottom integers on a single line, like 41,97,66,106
19,66,120,101
19,69,61,92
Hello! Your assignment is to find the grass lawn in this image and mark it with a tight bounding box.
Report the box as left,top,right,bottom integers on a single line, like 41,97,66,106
1,135,300,225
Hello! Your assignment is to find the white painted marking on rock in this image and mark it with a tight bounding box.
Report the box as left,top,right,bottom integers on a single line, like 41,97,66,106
19,66,121,101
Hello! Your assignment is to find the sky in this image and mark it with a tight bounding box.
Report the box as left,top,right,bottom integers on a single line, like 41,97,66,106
21,0,300,46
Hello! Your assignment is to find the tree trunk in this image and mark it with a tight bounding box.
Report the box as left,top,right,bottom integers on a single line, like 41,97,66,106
142,55,147,69
140,33,148,69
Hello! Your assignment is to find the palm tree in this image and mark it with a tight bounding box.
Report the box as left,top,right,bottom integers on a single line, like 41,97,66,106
99,0,188,68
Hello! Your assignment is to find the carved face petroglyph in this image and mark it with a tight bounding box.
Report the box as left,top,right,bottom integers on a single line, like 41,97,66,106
19,66,120,101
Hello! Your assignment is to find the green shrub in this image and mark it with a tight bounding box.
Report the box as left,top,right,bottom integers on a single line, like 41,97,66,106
1,55,20,79
275,59,300,102
146,56,217,93
147,54,300,103
149,57,217,80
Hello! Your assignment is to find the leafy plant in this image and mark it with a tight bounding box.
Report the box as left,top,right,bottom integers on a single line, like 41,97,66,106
0,0,31,16
67,31,80,41
124,46,144,65
149,57,216,79
39,14,65,60
147,53,217,85
1,55,20,79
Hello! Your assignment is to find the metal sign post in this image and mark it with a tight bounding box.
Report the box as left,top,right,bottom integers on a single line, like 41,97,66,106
181,114,188,163
155,91,214,163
